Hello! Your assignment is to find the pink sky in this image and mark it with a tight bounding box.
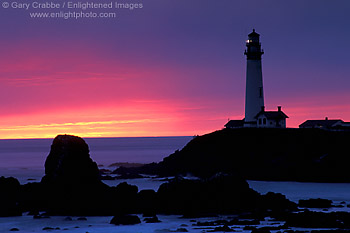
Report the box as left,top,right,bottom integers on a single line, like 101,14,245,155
0,0,349,139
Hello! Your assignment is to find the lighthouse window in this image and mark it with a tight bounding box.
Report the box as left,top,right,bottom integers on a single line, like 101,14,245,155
259,87,263,98
263,118,266,125
259,119,262,125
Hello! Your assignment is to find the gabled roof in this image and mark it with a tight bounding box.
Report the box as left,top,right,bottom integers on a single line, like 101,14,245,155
299,119,343,128
255,111,289,120
225,119,244,128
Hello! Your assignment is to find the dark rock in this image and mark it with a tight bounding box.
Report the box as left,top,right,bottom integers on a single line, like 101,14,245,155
116,128,350,182
208,225,234,232
181,213,218,219
115,173,145,179
77,217,87,221
138,189,158,216
41,135,100,185
229,219,260,225
284,211,350,228
27,210,39,216
42,227,55,230
259,226,289,231
196,220,229,226
238,212,266,221
9,228,19,231
144,216,161,223
142,212,157,218
114,182,138,195
110,214,141,225
109,182,139,214
111,165,146,179
244,226,257,230
20,182,46,214
298,198,333,208
0,177,21,217
5,133,300,217
33,214,50,219
311,230,350,233
157,174,261,215
174,228,188,232
38,135,113,216
100,175,115,180
99,169,111,174
251,228,271,233
109,162,144,168
260,192,298,213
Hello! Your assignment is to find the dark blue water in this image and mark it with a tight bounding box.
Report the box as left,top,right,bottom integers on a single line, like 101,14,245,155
0,136,192,183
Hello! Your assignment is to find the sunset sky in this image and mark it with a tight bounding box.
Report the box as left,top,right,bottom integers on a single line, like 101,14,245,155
0,0,349,139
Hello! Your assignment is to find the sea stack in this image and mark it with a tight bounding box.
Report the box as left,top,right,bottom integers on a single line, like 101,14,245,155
41,134,100,185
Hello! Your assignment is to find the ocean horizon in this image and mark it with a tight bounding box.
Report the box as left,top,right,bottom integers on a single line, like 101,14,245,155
0,136,192,183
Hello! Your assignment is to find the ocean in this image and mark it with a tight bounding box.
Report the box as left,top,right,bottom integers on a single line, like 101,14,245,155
0,136,192,184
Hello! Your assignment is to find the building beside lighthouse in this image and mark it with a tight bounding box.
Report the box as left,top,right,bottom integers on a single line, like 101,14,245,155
225,29,288,129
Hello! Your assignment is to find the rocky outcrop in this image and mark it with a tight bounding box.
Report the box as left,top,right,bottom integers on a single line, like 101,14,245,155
284,211,350,228
4,134,301,218
260,192,298,213
41,135,100,185
157,173,276,216
116,128,350,182
110,214,141,225
36,135,111,215
298,198,333,208
0,177,21,217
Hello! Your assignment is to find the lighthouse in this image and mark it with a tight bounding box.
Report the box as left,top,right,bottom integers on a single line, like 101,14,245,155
244,29,265,127
225,30,288,129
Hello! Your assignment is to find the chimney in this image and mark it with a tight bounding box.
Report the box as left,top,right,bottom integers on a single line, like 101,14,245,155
278,106,281,112
261,106,265,112
325,117,328,121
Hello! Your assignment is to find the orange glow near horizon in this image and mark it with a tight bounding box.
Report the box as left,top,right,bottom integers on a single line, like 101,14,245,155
0,98,349,139
0,99,230,139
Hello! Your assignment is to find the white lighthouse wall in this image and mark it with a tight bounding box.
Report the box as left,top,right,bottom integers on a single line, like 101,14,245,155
245,59,264,124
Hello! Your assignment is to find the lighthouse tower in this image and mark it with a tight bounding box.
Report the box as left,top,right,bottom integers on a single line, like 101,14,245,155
244,29,264,127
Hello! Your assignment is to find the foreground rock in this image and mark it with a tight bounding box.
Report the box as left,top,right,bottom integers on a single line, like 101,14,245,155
110,214,141,225
0,177,21,217
41,135,100,185
283,211,350,228
13,135,112,216
7,134,299,218
298,198,333,208
157,174,297,216
157,174,259,215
